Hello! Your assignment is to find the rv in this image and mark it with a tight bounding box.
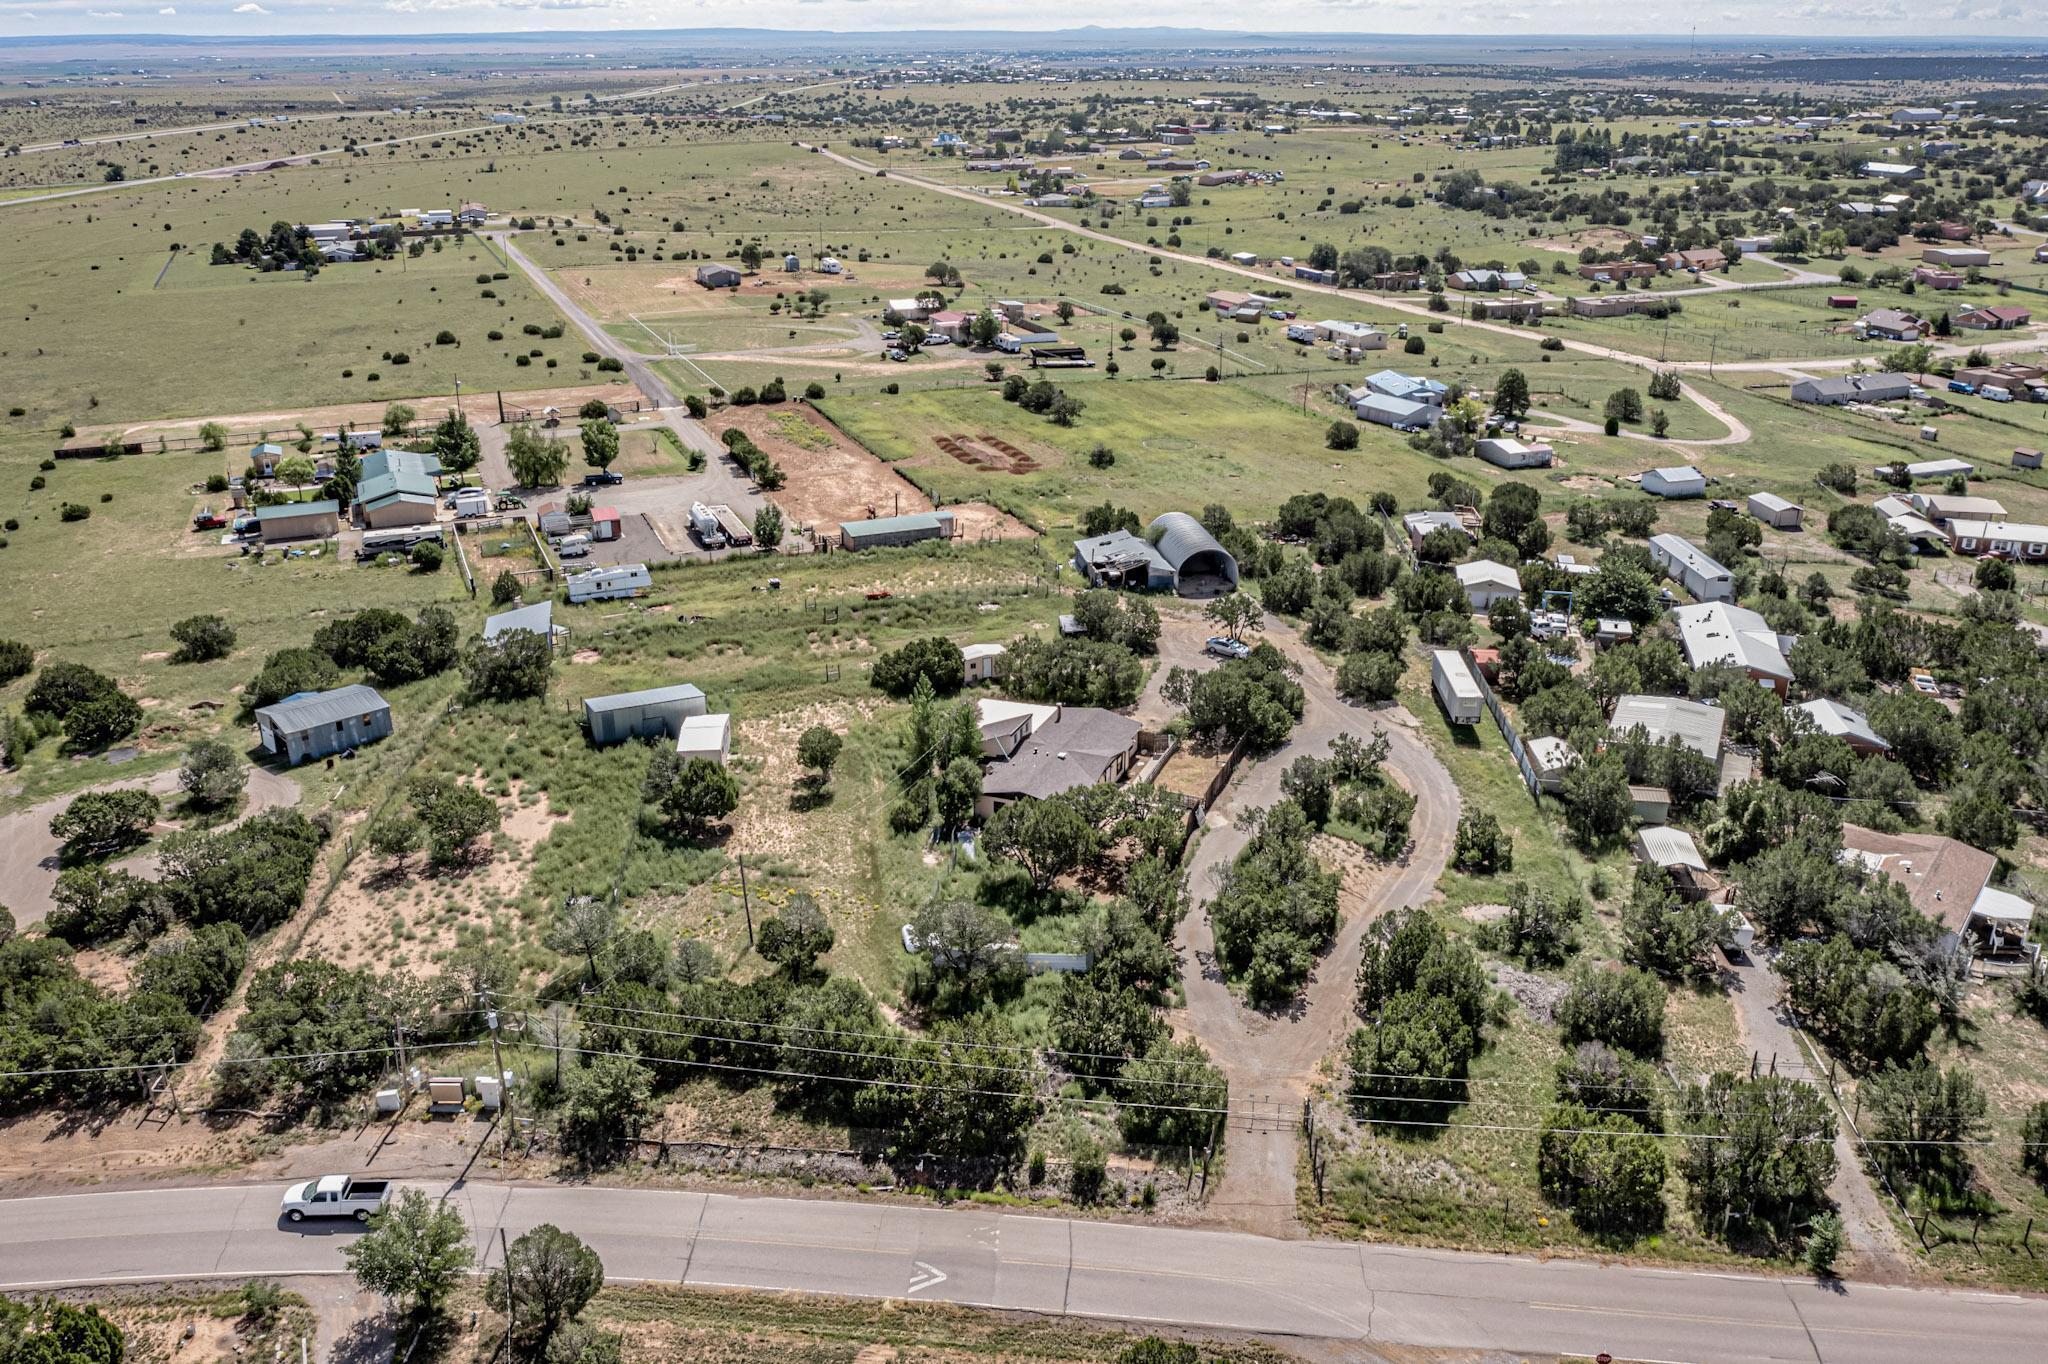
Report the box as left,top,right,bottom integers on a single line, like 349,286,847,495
556,534,592,559
357,525,444,561
565,563,652,603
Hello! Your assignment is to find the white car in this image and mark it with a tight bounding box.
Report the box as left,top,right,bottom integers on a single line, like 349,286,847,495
1205,635,1252,660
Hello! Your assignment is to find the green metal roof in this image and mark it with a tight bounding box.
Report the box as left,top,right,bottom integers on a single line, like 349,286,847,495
254,499,339,521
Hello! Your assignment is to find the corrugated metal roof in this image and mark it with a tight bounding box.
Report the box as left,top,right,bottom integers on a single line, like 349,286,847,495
255,683,387,731
1609,694,1726,759
1637,825,1706,871
1146,512,1232,573
583,683,703,715
254,499,339,521
484,601,553,641
841,510,953,537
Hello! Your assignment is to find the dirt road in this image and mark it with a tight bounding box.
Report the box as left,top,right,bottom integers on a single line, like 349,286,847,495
0,766,300,925
1163,613,1458,1236
1725,950,1910,1278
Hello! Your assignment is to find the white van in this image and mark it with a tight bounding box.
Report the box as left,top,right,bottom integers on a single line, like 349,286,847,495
556,534,592,559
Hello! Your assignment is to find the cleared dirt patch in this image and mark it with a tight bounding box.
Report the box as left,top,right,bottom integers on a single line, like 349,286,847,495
709,405,1033,542
934,432,1041,474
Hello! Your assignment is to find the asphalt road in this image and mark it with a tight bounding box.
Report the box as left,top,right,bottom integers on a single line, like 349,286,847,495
1,1182,2041,1362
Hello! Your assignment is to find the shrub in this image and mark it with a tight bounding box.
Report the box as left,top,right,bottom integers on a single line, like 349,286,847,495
59,502,90,522
169,614,236,663
1557,965,1665,1057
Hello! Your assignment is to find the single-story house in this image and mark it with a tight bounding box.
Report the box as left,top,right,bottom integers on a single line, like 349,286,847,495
839,510,955,551
1921,246,1990,268
1955,363,2046,397
1354,394,1440,431
583,684,708,746
1204,289,1272,321
926,309,972,343
695,262,742,289
1911,492,2007,527
1945,518,2048,561
1454,559,1522,612
885,297,932,322
961,642,1006,684
1858,309,1926,342
483,600,564,650
1911,267,1964,291
1315,320,1385,350
1840,824,2034,945
1572,294,1668,318
1476,437,1554,469
1646,528,1728,598
1577,260,1659,282
674,713,733,767
250,442,286,477
1860,161,1924,180
1672,601,1795,695
1794,699,1891,755
1791,373,1915,405
1146,512,1239,593
1873,496,1952,549
255,499,340,544
254,684,391,766
1747,492,1803,529
1642,466,1707,499
356,448,442,528
1661,248,1727,273
976,704,1143,815
1609,693,1726,762
1363,369,1448,406
1403,510,1472,550
1074,529,1176,591
1472,298,1549,321
1451,268,1527,291
1953,305,2032,332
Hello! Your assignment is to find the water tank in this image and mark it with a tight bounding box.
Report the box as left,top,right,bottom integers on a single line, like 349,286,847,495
475,1074,503,1110
374,1088,402,1114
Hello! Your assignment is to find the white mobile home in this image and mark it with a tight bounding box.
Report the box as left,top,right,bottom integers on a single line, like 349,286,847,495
566,563,652,603
1431,649,1484,725
1648,533,1734,603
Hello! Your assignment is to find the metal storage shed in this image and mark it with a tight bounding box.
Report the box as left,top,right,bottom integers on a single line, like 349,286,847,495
1146,512,1239,593
254,684,391,765
583,684,707,745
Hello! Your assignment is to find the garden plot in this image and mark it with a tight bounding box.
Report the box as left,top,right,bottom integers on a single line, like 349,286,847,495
708,404,1034,541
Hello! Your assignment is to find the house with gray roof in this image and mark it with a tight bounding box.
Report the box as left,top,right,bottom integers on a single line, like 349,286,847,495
1672,602,1795,695
1791,373,1915,405
1609,693,1726,762
254,684,391,765
1355,394,1441,431
1794,699,1890,754
976,705,1143,815
1074,528,1176,590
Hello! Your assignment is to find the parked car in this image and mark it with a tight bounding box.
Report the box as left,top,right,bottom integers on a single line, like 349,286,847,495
886,348,907,362
581,470,623,487
1205,636,1251,660
1948,381,1975,395
925,333,951,346
280,1175,390,1223
1910,669,1939,695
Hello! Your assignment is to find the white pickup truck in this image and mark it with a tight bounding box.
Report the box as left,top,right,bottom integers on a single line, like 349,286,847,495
280,1175,392,1223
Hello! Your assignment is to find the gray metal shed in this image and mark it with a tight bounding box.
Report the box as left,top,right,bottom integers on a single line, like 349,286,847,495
1146,512,1239,592
583,684,707,745
254,684,392,765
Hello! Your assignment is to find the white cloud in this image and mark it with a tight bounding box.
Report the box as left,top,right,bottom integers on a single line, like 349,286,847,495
158,5,175,11
232,1,267,10
88,8,123,14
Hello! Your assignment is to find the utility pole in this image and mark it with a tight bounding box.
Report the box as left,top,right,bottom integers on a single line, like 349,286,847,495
499,1226,515,1364
736,854,755,947
482,992,510,1127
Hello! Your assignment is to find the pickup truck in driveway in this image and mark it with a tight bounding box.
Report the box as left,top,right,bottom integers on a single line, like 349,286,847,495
280,1175,391,1223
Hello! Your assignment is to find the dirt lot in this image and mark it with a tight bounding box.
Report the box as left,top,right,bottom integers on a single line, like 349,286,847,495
552,262,935,322
707,405,1033,542
935,432,1041,474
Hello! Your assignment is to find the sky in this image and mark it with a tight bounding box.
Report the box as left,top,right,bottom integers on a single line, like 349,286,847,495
0,0,2042,39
